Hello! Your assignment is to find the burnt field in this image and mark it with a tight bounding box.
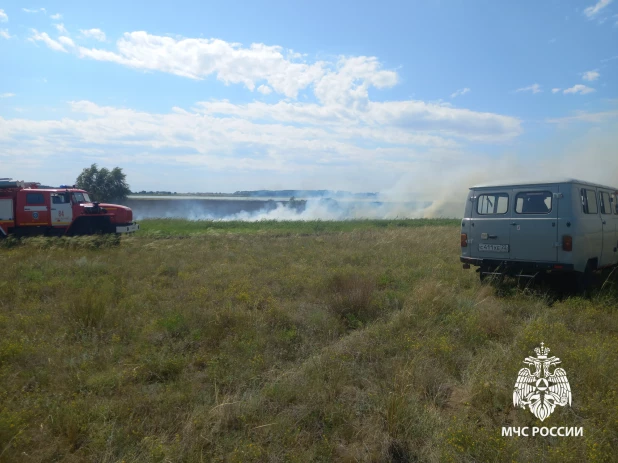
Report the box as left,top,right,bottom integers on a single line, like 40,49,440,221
0,219,616,462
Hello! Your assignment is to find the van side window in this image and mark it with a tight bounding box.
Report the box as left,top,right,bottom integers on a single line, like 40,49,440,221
515,191,552,214
26,193,45,204
581,189,598,214
600,192,612,215
477,193,509,215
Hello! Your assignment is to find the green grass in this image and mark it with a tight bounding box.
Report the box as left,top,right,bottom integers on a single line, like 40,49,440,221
136,218,461,237
0,221,616,462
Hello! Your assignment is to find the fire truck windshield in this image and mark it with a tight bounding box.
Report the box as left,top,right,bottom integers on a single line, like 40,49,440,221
72,193,92,203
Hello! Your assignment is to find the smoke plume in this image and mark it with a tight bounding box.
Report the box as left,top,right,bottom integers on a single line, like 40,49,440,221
128,125,618,221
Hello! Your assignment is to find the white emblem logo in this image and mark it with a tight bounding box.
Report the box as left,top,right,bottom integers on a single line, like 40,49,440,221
513,343,572,421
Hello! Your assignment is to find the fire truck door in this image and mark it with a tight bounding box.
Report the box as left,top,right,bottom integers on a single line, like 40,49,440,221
22,191,51,226
50,193,73,226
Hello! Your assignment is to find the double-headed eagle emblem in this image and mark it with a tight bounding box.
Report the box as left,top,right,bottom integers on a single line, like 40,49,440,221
513,343,572,421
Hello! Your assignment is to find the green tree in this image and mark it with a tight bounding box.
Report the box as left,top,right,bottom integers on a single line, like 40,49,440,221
75,164,131,203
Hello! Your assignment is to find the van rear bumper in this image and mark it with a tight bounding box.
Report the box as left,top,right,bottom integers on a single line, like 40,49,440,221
460,257,574,273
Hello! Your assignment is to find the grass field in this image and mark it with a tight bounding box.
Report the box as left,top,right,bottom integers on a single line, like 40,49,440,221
135,218,462,237
0,219,616,462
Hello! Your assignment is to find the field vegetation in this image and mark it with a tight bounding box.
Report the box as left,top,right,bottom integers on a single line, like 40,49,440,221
0,219,616,462
135,218,461,237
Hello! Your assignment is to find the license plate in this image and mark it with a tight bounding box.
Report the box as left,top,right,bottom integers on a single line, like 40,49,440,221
479,244,509,253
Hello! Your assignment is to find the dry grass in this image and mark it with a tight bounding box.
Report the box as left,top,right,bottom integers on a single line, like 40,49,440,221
0,222,616,462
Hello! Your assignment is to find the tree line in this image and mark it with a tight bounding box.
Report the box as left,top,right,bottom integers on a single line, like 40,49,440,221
75,164,131,203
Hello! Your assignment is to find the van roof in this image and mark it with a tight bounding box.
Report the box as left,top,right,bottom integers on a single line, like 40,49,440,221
471,178,618,191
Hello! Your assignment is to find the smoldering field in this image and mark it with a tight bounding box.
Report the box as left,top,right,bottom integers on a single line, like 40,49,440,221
0,220,616,462
125,196,444,222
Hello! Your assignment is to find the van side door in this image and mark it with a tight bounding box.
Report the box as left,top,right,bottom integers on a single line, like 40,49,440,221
614,192,618,264
598,190,616,267
510,186,559,262
580,187,604,268
468,189,512,260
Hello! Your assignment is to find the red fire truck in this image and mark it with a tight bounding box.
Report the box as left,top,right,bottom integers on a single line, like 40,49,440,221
0,179,140,237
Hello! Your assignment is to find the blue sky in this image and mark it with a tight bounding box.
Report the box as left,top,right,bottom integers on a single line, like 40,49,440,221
0,0,617,193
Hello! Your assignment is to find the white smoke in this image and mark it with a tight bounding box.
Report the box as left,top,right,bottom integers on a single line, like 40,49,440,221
132,197,433,222
380,123,618,219
131,123,618,221
227,199,430,221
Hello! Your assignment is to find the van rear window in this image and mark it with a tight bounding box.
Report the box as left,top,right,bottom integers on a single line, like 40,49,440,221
515,191,552,214
581,189,598,214
477,193,509,215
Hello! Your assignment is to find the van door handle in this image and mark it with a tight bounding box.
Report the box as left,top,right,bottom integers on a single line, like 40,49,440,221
510,222,517,226
488,234,498,239
602,220,607,225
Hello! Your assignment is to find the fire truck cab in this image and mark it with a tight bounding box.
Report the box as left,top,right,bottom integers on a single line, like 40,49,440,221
0,179,139,237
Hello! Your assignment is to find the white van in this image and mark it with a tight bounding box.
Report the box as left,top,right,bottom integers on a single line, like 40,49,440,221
460,179,618,285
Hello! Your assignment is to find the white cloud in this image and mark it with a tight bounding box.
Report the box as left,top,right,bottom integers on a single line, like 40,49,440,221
582,70,600,81
79,28,107,42
28,29,67,52
584,0,613,17
515,83,542,94
10,30,525,177
312,56,398,106
563,84,595,94
552,88,561,93
0,101,451,169
450,87,471,98
22,7,46,14
0,93,15,98
50,13,62,20
547,110,618,124
194,98,521,143
58,36,75,48
0,9,8,22
0,29,11,39
54,23,68,35
34,31,403,102
0,97,522,178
